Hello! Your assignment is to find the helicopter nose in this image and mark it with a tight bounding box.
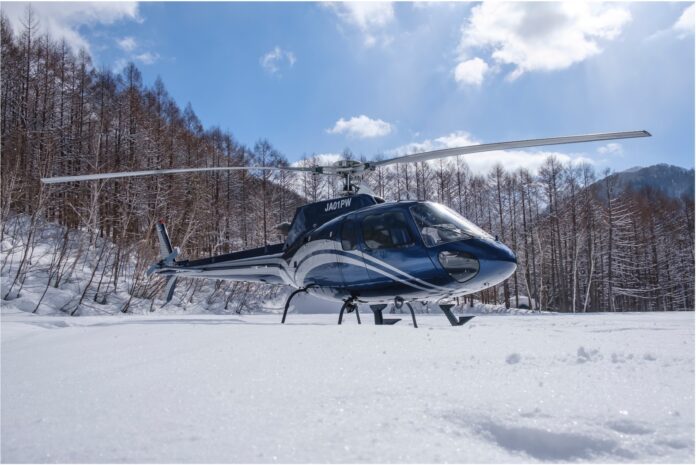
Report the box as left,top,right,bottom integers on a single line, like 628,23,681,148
495,241,517,264
472,240,517,287
436,239,517,288
479,258,517,285
492,241,517,278
478,238,516,263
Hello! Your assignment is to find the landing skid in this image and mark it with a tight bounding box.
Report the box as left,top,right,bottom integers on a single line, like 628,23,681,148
281,290,472,327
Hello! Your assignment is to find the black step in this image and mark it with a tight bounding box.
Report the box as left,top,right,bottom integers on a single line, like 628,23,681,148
371,304,392,325
440,304,476,326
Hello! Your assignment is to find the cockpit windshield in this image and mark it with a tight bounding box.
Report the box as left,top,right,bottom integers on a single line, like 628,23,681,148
410,202,493,247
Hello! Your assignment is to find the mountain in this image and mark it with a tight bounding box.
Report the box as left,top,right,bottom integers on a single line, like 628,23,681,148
593,164,695,200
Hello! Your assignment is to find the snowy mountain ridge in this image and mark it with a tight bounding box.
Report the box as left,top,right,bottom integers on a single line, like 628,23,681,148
596,163,695,200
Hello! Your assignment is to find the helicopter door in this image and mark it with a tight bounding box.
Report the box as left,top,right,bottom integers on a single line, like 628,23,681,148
336,217,371,290
359,210,433,294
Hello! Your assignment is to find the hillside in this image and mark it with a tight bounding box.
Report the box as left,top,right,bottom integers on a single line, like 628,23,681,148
592,164,695,201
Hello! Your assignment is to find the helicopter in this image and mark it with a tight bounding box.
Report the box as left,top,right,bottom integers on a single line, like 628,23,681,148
41,130,651,327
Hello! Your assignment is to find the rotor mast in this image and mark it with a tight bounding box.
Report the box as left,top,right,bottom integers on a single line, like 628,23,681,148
328,159,365,196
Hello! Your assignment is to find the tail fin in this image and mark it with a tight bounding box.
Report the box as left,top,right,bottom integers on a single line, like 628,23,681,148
156,220,178,264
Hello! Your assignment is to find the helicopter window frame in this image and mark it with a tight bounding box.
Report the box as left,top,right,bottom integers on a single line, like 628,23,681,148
341,218,357,251
361,211,415,251
310,224,336,243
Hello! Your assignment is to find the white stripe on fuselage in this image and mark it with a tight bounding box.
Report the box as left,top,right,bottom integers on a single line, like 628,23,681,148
294,253,438,294
343,249,452,293
292,240,451,293
160,239,452,294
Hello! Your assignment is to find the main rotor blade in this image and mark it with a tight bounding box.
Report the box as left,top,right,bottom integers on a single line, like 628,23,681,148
368,130,651,168
41,165,319,184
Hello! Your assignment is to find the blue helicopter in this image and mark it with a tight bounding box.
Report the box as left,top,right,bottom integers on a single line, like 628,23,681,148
42,130,650,327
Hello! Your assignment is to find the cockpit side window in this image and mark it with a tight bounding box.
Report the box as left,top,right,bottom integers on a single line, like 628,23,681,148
361,211,414,250
341,219,357,251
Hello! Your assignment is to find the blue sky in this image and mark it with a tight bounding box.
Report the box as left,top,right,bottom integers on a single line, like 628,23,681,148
4,1,694,173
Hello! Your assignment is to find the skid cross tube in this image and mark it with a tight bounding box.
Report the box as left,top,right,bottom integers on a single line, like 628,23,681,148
281,287,311,324
338,298,361,325
405,302,418,328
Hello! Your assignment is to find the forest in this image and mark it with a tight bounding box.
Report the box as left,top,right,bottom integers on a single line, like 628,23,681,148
1,11,694,314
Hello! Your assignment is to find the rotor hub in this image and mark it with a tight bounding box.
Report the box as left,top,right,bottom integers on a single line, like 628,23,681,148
327,159,367,176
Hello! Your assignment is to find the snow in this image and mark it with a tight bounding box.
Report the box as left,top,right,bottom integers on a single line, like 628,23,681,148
2,309,693,463
0,214,290,316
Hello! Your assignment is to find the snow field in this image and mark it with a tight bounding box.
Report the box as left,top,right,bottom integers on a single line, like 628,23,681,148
1,310,693,463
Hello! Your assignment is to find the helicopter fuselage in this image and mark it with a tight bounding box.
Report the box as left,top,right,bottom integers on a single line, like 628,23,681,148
154,195,517,305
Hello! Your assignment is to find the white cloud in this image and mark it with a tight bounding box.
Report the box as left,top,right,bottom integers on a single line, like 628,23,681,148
117,36,137,52
328,115,393,139
1,1,140,53
390,131,478,155
646,4,694,42
113,58,128,73
389,131,594,175
454,57,489,86
323,2,394,47
260,46,296,75
292,153,343,168
134,51,159,65
455,2,631,84
673,4,694,37
115,36,158,66
597,142,623,156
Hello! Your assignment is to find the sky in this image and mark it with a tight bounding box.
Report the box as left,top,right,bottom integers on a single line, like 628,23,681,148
2,1,695,174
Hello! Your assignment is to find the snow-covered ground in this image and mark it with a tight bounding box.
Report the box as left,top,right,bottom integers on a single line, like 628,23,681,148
1,309,693,463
